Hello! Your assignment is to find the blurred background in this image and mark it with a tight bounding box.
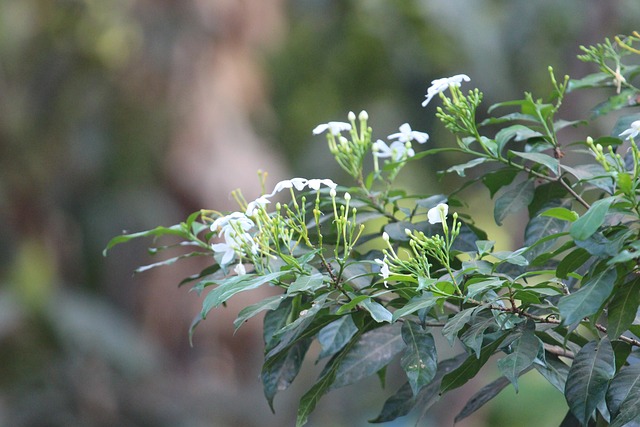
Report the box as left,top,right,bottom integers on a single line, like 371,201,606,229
1,1,639,426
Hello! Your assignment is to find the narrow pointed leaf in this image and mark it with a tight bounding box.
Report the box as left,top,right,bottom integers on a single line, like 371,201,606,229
607,277,640,340
392,292,437,321
564,338,615,426
400,321,438,395
510,151,559,175
607,363,640,427
359,298,393,323
262,338,311,412
558,268,616,326
234,294,285,332
442,308,477,346
287,273,325,295
556,248,591,280
455,376,511,423
460,313,498,358
496,328,540,391
317,316,358,360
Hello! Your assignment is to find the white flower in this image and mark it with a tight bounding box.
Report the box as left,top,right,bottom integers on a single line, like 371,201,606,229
211,241,236,266
374,257,391,287
422,74,471,107
312,121,352,136
270,178,308,195
388,123,429,144
372,140,415,161
234,263,246,276
619,120,640,140
211,212,254,234
307,178,337,191
245,195,271,216
427,203,449,225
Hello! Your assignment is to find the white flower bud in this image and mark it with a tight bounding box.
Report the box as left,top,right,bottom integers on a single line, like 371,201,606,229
382,232,390,242
348,111,356,121
359,110,368,121
344,192,351,201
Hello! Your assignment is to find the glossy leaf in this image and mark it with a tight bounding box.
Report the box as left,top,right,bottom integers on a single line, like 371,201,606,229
287,273,325,295
482,167,519,198
455,376,511,423
234,294,285,332
535,355,571,393
569,197,615,241
440,333,508,393
391,292,438,321
496,328,540,391
262,338,311,412
558,268,616,326
494,179,535,226
358,298,393,323
317,316,358,360
460,313,498,358
442,308,477,346
556,248,591,280
607,277,640,340
330,323,405,390
564,338,615,426
540,207,579,222
607,363,640,427
400,321,438,395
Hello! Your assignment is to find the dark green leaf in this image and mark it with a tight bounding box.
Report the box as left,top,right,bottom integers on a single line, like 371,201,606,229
460,312,498,358
607,277,640,340
234,294,285,332
558,268,616,326
569,197,615,241
494,179,535,226
496,328,540,391
454,376,511,423
482,168,519,198
525,205,570,261
330,323,405,390
400,321,438,395
466,278,505,300
262,338,311,412
441,332,508,393
495,125,544,153
318,316,358,360
607,363,640,427
564,338,615,426
591,89,639,117
556,248,591,280
442,308,477,346
264,298,293,350
369,382,414,423
296,359,340,426
535,355,570,393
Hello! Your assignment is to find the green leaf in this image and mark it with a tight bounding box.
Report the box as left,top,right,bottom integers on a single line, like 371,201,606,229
391,292,438,321
369,382,415,423
607,277,640,340
556,248,591,280
494,179,535,226
492,250,529,267
103,224,190,256
287,273,325,295
466,278,505,300
510,151,559,175
482,168,519,198
535,355,570,393
442,308,477,346
400,321,438,395
234,294,285,332
330,323,406,390
444,157,488,177
441,332,508,393
564,338,615,426
569,197,615,241
540,207,579,222
359,298,393,323
607,363,640,427
317,316,358,360
264,298,293,350
496,328,541,391
296,357,341,426
558,268,617,326
495,124,544,153
567,72,610,91
460,312,498,358
201,271,288,317
591,89,639,117
454,376,511,423
262,339,311,412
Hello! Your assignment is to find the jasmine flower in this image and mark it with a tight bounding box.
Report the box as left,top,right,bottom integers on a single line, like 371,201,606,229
312,121,352,136
619,120,640,140
234,263,246,276
422,74,470,107
374,257,391,287
388,123,429,144
427,203,449,225
245,196,271,216
270,178,308,195
372,140,415,161
211,212,254,234
307,178,337,191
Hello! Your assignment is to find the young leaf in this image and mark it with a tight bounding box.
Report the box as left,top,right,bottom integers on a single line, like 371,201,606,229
494,179,535,226
606,276,640,340
569,197,615,241
359,298,393,323
540,207,579,222
496,328,541,391
329,323,405,390
400,321,438,395
606,363,640,427
558,268,616,326
287,273,325,295
564,338,615,427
